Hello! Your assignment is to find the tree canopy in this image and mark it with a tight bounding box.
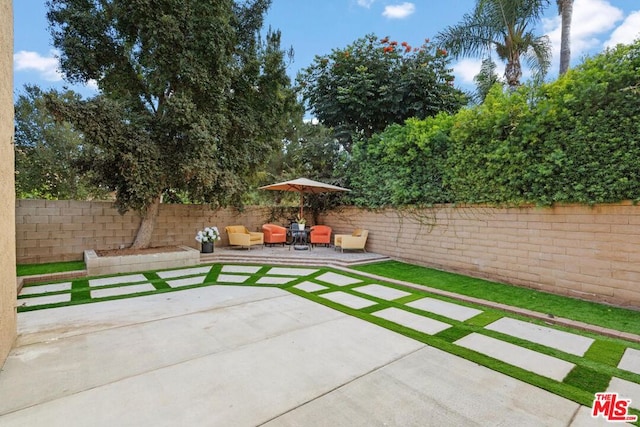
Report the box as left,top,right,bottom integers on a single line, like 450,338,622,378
297,34,466,152
14,85,107,200
46,0,297,247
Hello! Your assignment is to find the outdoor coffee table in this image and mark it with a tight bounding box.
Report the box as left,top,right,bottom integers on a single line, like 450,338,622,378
290,228,310,251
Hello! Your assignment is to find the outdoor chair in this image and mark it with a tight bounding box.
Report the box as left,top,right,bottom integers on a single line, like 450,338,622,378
225,225,264,250
334,229,368,252
310,225,332,247
262,224,287,246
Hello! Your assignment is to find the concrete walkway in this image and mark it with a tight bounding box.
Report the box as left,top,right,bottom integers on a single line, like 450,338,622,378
0,281,624,426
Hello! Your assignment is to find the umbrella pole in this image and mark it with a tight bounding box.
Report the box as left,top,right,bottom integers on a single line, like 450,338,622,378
299,193,304,218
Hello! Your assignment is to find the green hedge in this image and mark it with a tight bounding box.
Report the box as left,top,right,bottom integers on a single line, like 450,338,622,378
347,40,640,207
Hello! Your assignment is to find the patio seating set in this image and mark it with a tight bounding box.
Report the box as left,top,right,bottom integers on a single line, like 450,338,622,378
224,224,368,252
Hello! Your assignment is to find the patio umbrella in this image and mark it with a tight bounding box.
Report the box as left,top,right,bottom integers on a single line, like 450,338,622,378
259,177,351,218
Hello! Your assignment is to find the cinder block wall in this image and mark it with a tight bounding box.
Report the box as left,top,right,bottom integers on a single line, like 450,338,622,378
15,200,272,263
0,0,16,367
15,200,640,307
320,203,640,308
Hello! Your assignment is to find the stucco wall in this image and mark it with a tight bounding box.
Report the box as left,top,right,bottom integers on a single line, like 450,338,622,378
15,200,640,307
0,0,16,367
320,204,640,308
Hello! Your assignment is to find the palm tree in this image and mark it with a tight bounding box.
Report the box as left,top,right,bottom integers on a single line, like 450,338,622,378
557,0,574,75
436,0,551,88
473,58,502,102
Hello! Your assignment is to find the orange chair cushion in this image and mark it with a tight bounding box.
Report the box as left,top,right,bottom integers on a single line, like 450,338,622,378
263,224,287,244
310,225,332,244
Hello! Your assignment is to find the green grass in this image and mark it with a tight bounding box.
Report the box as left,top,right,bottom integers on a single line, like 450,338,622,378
354,260,640,336
17,260,86,277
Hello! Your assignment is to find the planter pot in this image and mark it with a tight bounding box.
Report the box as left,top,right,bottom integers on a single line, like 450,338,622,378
296,223,305,230
201,241,214,253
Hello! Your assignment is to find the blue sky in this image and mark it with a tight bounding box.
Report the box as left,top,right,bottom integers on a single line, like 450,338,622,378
13,0,640,99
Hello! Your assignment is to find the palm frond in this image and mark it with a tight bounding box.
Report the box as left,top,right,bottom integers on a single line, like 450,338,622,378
523,33,551,81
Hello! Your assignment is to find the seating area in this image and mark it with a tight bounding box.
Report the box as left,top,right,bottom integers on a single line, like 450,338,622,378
226,224,368,253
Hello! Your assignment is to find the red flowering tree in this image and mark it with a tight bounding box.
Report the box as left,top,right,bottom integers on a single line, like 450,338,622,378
297,34,466,152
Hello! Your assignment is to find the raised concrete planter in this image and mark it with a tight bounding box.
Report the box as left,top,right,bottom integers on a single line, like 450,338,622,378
84,246,200,276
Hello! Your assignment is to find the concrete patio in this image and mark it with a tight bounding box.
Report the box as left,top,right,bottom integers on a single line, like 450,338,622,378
0,280,621,426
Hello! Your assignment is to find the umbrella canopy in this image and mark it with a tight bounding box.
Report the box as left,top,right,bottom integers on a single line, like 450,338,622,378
259,177,351,218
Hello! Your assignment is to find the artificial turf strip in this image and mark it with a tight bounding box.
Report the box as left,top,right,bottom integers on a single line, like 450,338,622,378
354,260,640,336
143,272,171,290
564,366,612,394
585,340,627,366
17,260,86,277
433,326,471,342
71,279,91,302
204,264,223,284
464,311,504,327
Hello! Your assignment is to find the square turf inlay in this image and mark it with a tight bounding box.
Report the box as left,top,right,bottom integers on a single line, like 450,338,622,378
221,265,261,274
256,276,295,285
607,377,640,411
216,274,250,283
18,293,71,307
618,348,640,375
157,266,211,279
315,272,362,286
267,267,318,276
19,282,72,296
455,333,575,382
485,317,594,357
89,274,148,287
372,307,450,335
166,276,206,288
319,291,376,309
90,283,156,299
292,281,328,293
353,284,412,301
407,297,482,321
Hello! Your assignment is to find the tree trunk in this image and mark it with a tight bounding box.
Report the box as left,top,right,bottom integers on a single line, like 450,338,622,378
558,0,573,75
505,57,522,88
130,195,161,249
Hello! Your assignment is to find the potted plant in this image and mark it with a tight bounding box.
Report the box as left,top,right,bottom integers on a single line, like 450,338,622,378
195,226,221,253
295,215,306,230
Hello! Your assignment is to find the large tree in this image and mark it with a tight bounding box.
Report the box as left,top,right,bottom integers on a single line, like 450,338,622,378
557,0,574,75
436,0,551,88
297,34,466,152
46,0,296,248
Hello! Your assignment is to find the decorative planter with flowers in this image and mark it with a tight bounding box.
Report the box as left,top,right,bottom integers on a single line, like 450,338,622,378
195,226,221,253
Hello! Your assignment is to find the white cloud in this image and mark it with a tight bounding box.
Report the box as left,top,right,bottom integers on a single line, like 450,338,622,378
543,0,624,65
356,0,375,8
605,10,640,47
382,2,415,19
14,50,63,82
453,59,483,84
86,79,99,91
